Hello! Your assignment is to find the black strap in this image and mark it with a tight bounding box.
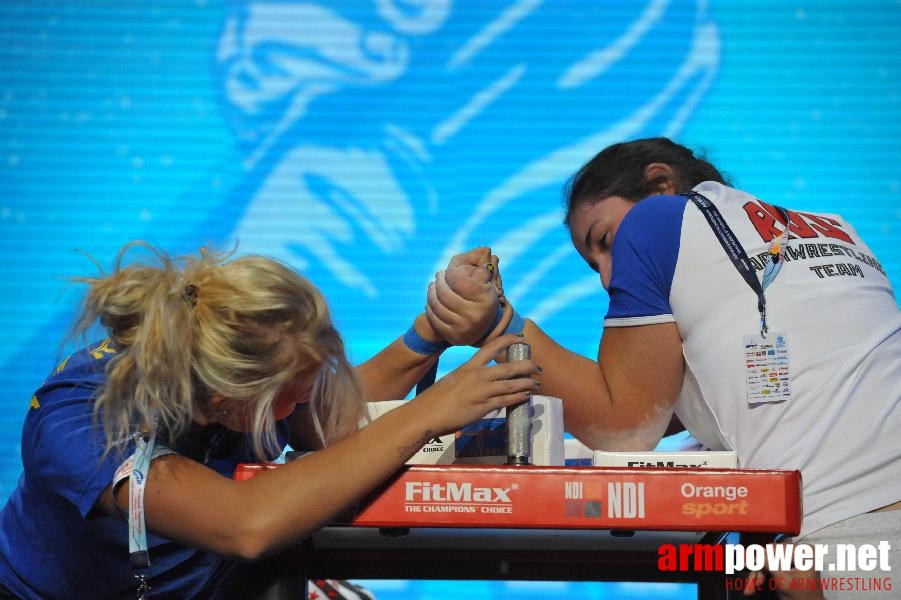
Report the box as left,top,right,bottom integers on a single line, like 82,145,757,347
683,191,789,335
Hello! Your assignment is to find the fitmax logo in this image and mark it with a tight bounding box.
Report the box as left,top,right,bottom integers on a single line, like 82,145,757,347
628,461,708,468
405,481,513,503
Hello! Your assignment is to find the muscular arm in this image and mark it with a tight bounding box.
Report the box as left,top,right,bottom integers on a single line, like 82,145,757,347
425,255,685,450
521,318,684,451
354,313,444,401
96,335,540,561
102,404,438,561
355,247,500,401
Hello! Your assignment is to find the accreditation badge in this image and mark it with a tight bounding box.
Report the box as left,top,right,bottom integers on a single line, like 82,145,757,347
743,332,791,404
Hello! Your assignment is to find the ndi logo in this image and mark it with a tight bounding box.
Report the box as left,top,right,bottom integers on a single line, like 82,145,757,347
565,481,583,499
608,482,645,519
563,480,645,519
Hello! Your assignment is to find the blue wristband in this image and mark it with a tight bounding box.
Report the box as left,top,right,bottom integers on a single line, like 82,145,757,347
505,309,525,335
475,306,525,345
403,325,450,355
474,304,504,345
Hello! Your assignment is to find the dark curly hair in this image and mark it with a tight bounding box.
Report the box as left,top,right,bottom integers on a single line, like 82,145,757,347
563,137,731,227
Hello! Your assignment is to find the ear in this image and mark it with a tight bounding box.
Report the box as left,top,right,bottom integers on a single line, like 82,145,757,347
644,163,677,195
197,393,226,425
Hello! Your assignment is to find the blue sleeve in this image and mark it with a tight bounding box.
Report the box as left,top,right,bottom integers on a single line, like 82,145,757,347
23,353,125,519
606,194,687,321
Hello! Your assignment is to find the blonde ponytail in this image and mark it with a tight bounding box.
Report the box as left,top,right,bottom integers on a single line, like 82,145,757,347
72,242,366,459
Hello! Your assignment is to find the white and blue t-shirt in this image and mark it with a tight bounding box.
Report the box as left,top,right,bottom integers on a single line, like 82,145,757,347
605,181,901,538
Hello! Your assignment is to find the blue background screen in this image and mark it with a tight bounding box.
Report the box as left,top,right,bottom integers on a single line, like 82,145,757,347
1,2,899,598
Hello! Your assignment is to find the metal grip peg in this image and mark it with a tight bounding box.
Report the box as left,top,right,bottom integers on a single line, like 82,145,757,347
505,342,532,465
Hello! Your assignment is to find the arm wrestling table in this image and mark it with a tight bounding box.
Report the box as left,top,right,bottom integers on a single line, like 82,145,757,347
236,463,803,600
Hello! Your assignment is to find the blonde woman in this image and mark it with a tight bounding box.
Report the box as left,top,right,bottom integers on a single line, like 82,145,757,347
0,242,537,599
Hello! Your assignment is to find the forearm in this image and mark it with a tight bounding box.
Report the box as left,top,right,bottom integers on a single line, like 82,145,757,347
136,335,539,561
355,313,443,401
521,319,679,451
141,397,441,560
240,399,440,554
518,319,612,445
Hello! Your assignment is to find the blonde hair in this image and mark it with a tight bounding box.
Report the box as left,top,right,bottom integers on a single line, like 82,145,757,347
72,241,366,459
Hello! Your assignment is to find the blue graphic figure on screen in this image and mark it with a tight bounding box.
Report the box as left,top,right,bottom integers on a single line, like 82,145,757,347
209,0,719,360
213,0,721,362
0,0,724,539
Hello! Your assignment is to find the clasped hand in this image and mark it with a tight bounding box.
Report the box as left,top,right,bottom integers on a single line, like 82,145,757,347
426,247,508,346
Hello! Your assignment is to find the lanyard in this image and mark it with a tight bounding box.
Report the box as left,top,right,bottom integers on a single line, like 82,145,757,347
683,191,790,337
128,430,155,599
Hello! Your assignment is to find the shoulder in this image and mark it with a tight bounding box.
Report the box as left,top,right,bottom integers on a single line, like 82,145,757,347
28,342,113,435
37,340,115,398
605,195,690,323
612,193,689,262
22,341,125,516
686,181,766,222
621,193,690,231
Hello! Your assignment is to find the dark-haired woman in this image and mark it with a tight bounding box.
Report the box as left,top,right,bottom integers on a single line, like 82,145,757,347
429,138,901,599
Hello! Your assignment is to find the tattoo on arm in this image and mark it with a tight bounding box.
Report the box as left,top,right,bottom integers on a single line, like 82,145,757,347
397,429,439,458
